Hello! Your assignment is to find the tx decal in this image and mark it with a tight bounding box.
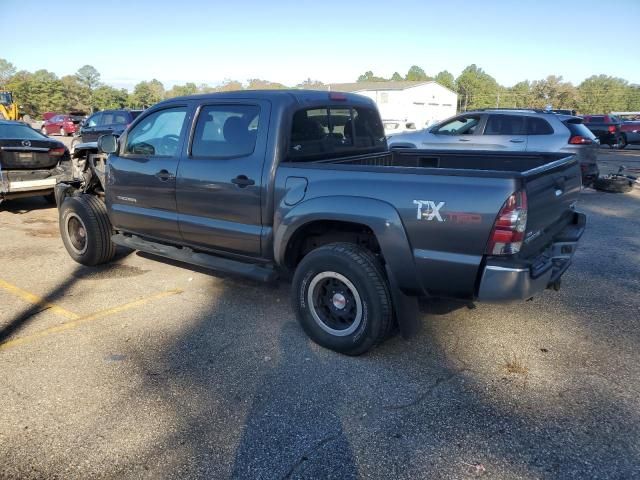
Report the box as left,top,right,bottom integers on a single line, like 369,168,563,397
413,200,445,221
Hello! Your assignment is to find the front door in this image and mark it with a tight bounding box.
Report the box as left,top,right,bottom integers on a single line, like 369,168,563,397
106,105,189,241
80,112,102,142
176,101,269,256
422,114,484,149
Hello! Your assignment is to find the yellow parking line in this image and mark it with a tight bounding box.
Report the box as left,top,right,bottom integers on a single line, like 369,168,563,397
0,278,80,321
0,288,183,352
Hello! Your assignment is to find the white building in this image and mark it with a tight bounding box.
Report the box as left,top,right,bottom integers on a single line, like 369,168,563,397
325,81,458,133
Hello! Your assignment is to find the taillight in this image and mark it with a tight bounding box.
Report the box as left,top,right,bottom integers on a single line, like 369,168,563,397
49,147,66,157
569,135,593,145
608,125,616,133
486,190,528,256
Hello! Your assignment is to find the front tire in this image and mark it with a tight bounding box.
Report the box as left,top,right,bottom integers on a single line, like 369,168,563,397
59,195,116,266
292,243,393,355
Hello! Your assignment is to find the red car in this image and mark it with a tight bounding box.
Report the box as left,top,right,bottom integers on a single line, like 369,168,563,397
41,113,85,136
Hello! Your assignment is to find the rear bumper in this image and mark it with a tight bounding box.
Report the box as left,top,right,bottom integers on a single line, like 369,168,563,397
477,212,586,301
0,168,60,199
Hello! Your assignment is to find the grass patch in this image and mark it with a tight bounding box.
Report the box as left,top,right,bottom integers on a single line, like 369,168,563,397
504,353,529,376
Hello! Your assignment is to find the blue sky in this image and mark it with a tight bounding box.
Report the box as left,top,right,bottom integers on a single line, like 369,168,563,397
4,0,640,90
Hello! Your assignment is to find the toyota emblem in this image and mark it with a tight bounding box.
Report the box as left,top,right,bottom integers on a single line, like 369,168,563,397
21,140,31,147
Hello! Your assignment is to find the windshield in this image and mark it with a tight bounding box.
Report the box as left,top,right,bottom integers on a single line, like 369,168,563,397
0,92,12,105
0,123,48,140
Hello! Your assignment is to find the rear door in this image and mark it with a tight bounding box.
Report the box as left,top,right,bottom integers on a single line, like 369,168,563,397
106,105,190,241
474,114,527,150
421,113,484,149
175,101,269,256
524,116,557,151
100,111,131,137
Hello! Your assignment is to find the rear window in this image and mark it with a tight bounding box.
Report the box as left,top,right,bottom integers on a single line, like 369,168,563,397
585,116,605,123
564,121,596,140
191,104,260,158
0,123,48,140
484,115,526,135
526,117,554,135
289,105,385,160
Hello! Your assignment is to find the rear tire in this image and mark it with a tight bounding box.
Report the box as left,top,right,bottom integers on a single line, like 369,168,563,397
59,195,116,266
292,242,393,355
594,176,634,193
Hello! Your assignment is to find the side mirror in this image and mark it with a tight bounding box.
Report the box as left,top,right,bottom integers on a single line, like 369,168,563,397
97,134,118,154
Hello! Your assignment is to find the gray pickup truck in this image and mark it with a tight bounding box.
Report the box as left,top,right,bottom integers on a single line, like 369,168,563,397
55,90,585,355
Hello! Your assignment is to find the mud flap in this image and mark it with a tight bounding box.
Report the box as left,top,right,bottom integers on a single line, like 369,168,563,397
385,265,420,338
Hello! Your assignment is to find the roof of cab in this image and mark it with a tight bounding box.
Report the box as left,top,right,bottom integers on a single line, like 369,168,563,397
155,89,376,108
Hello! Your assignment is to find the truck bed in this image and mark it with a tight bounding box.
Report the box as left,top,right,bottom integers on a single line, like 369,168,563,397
288,149,574,176
277,149,582,299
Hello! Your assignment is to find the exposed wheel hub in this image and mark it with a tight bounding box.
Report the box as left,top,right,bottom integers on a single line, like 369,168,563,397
65,213,88,255
307,271,363,337
331,292,347,310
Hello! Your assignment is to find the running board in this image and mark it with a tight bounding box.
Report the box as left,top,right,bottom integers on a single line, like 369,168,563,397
111,233,278,283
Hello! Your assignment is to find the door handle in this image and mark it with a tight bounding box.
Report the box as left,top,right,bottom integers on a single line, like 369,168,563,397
232,175,255,188
458,138,471,142
510,139,525,143
155,169,174,181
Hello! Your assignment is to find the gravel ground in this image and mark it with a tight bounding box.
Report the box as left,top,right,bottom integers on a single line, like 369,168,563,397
0,145,639,479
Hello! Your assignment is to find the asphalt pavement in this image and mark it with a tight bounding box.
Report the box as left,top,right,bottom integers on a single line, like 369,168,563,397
0,141,639,479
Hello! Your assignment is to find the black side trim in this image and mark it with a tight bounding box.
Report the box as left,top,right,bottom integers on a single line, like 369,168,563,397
112,233,278,283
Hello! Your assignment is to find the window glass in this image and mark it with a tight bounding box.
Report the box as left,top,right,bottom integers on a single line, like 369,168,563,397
434,115,480,135
527,117,554,135
191,105,260,158
289,106,385,160
0,123,48,140
124,107,187,157
86,113,101,127
101,113,114,125
587,116,605,123
484,115,526,135
564,121,596,140
351,106,385,148
112,112,129,124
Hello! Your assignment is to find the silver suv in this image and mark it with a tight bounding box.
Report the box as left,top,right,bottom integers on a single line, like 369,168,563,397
387,109,599,185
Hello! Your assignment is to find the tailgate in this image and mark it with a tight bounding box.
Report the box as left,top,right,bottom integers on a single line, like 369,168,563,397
0,140,60,169
519,156,582,257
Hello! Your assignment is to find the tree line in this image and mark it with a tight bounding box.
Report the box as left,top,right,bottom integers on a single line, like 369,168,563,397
1,58,638,119
358,64,640,114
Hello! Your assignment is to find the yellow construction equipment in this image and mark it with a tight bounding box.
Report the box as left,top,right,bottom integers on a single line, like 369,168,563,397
0,91,19,121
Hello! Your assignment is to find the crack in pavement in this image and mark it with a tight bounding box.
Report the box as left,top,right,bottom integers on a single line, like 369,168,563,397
281,434,340,479
383,367,469,411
